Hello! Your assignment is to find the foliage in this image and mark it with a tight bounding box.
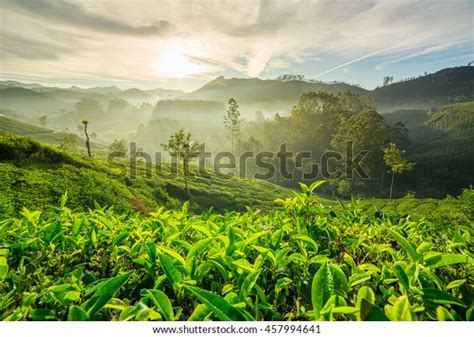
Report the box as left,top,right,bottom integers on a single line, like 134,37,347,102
224,98,241,152
0,181,472,321
109,139,128,156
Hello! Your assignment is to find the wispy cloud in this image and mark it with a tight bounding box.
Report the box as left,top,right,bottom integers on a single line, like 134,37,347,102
3,0,171,36
0,0,472,90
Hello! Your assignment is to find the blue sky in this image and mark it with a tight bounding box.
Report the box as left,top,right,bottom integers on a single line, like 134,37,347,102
0,0,473,91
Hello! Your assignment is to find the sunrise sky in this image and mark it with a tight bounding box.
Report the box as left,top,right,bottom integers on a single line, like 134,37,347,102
0,0,473,91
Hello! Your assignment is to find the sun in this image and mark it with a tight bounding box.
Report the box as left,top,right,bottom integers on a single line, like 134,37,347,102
154,44,204,78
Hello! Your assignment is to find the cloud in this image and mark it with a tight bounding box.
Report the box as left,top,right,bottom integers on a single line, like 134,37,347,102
0,33,71,60
0,0,472,90
3,0,171,36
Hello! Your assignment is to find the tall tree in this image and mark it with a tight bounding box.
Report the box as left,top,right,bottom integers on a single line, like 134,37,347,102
224,98,241,152
389,121,410,150
82,120,92,157
383,143,414,200
161,129,200,192
331,108,389,192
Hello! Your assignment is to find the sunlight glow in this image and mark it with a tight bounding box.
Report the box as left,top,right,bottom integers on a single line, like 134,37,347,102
154,43,205,78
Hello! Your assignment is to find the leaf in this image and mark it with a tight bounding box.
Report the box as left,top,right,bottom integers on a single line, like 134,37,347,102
384,295,412,321
159,254,182,286
424,254,467,269
0,256,8,281
421,288,467,308
393,264,410,294
232,259,255,274
240,271,260,300
386,228,420,262
293,234,318,252
188,303,211,321
357,286,375,308
436,306,455,321
311,263,334,319
141,289,174,321
186,238,214,275
31,309,57,321
81,272,131,319
331,306,359,315
184,286,249,321
360,299,389,321
68,306,89,321
329,264,349,294
446,279,466,290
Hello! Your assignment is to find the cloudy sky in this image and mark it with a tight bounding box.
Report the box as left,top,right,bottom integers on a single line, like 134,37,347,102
0,0,472,91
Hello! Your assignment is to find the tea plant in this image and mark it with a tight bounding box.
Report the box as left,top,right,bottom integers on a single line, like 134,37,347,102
0,182,472,321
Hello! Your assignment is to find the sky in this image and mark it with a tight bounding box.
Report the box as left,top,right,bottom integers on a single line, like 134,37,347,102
0,0,473,91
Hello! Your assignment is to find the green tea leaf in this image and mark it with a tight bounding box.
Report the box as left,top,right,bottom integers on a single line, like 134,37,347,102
185,286,249,321
68,306,89,321
386,228,420,262
425,254,467,269
422,288,467,308
81,272,131,319
141,289,174,321
311,263,334,319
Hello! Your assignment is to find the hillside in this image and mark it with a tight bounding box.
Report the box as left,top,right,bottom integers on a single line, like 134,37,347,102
185,76,370,113
383,102,474,197
0,132,292,218
1,66,472,118
373,66,474,112
0,115,106,154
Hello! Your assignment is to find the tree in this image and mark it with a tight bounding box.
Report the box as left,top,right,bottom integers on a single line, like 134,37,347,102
38,115,48,127
82,120,92,157
59,133,78,152
383,76,394,86
224,98,241,152
109,139,128,156
331,108,389,192
383,143,414,200
161,129,200,192
389,121,410,150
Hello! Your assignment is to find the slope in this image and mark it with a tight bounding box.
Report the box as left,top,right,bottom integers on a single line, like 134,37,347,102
0,132,293,218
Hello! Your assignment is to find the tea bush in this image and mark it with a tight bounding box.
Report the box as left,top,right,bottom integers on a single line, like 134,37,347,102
0,182,472,321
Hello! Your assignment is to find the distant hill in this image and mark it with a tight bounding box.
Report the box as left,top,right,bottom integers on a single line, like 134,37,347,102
184,76,370,114
152,99,225,121
384,102,474,197
373,66,474,112
1,65,472,118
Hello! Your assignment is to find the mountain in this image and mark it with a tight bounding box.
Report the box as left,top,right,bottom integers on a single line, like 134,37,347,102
373,66,474,112
0,87,68,114
145,87,186,97
0,80,45,90
185,76,370,114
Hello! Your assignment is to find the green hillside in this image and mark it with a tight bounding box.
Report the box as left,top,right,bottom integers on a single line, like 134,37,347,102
373,66,474,111
0,132,292,218
0,115,106,154
185,76,370,112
